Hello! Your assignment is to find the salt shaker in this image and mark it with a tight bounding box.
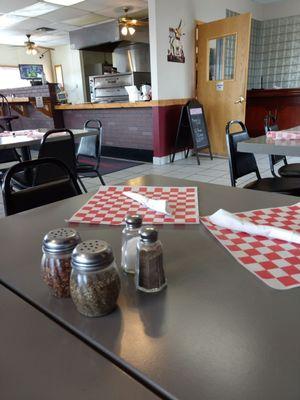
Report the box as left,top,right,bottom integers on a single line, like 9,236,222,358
121,214,143,274
70,240,121,317
136,226,167,293
41,228,81,298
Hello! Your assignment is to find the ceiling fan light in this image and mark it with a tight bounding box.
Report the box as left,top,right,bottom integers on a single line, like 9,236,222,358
121,26,128,36
128,26,135,35
31,48,37,55
26,47,32,55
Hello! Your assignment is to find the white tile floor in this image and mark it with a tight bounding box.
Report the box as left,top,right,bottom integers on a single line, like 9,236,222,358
1,153,300,218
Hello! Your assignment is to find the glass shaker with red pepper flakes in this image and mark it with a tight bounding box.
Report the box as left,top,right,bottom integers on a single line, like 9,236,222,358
41,228,81,298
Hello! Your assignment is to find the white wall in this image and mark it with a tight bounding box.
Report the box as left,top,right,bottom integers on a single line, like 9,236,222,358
51,45,85,104
0,44,53,83
262,0,300,19
148,0,263,100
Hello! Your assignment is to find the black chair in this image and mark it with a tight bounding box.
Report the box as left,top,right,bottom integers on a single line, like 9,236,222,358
226,120,300,195
2,157,82,216
0,94,19,131
76,119,105,192
12,128,85,190
264,113,300,178
0,124,21,184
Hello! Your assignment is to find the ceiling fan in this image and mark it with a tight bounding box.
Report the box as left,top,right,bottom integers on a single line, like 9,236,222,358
118,6,148,36
22,34,55,58
24,34,38,55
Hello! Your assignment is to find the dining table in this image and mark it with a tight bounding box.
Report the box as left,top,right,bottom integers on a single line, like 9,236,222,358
1,175,300,400
0,284,159,399
0,128,95,161
237,125,300,157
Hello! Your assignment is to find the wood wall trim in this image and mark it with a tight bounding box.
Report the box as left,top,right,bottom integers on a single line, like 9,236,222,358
6,97,30,103
247,89,300,98
55,99,189,110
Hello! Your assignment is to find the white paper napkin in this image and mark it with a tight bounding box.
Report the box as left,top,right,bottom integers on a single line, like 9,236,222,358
209,208,300,244
123,191,173,216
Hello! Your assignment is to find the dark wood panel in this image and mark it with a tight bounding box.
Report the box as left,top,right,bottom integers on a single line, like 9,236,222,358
246,89,300,137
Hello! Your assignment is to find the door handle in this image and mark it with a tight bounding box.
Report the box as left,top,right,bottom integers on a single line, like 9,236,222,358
234,96,245,104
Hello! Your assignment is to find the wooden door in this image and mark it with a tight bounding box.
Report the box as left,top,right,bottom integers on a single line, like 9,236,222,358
196,13,251,156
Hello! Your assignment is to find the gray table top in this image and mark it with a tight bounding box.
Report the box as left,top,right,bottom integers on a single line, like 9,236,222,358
237,134,300,156
1,175,300,400
0,284,158,400
0,129,93,150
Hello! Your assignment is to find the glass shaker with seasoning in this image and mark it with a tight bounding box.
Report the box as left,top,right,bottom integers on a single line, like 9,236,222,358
121,214,143,274
41,228,81,298
136,226,167,293
70,240,121,317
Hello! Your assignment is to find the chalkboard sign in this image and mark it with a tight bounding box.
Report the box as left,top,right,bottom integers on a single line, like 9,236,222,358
172,99,212,165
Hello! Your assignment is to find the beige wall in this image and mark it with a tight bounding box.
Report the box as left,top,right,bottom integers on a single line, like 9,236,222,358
51,45,85,104
148,0,263,100
0,44,53,83
262,0,300,19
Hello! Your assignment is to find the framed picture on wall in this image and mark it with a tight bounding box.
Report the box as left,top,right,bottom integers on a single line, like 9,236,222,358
168,20,185,63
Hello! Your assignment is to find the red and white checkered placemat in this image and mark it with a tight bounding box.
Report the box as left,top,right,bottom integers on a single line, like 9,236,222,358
201,203,300,290
69,186,199,225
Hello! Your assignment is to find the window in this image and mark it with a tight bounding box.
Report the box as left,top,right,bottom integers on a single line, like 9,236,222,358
208,34,237,81
54,64,64,88
0,66,31,89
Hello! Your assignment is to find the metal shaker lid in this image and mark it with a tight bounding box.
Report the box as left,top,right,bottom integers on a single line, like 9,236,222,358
43,228,81,254
71,240,114,271
139,226,158,243
125,214,143,228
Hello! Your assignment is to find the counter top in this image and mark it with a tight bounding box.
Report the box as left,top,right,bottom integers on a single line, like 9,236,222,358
247,88,300,98
6,97,30,103
55,99,189,110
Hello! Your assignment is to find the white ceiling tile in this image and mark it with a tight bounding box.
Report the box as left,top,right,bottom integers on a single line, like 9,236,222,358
63,13,109,26
0,0,38,14
11,2,61,17
46,21,79,31
9,17,51,31
0,0,148,46
71,0,111,12
40,6,89,21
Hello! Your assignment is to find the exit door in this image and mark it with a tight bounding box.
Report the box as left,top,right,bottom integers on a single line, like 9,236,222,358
196,13,252,156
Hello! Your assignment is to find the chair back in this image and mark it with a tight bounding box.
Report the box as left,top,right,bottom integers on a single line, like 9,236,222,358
38,128,77,183
264,113,286,172
0,94,12,118
226,120,261,187
2,157,82,216
0,124,20,163
77,120,102,167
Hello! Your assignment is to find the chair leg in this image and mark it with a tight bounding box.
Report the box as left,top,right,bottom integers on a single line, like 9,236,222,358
270,164,278,177
77,176,88,193
96,170,105,185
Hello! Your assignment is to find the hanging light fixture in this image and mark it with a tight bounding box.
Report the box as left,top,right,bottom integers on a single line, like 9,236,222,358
24,34,38,56
128,26,135,35
119,7,137,37
121,25,128,36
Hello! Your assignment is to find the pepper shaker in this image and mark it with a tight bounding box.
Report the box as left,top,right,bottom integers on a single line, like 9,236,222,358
41,228,81,298
70,240,121,317
121,214,143,274
136,226,167,293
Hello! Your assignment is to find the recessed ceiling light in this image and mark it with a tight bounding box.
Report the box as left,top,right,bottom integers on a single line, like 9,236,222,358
44,0,85,5
11,2,60,17
0,14,27,28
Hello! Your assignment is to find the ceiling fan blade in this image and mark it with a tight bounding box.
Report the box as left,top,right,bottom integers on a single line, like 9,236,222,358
127,20,148,27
